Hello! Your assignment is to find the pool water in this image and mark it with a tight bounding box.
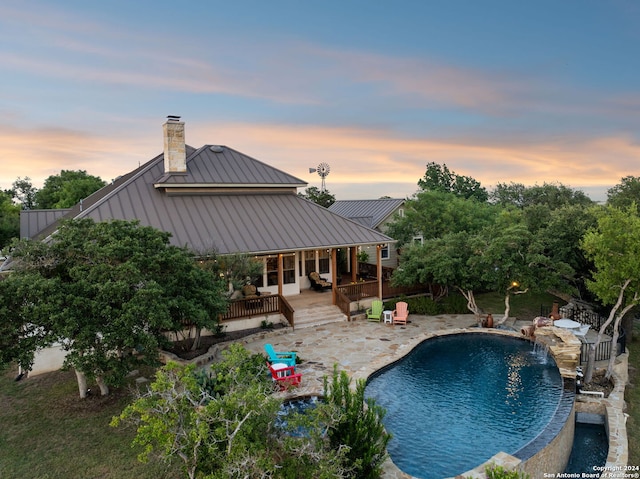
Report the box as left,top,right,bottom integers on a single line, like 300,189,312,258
275,396,321,436
564,418,608,474
364,333,563,479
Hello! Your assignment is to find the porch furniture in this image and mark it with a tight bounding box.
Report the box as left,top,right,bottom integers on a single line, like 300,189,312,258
554,318,581,330
264,343,297,367
383,310,393,324
366,300,383,321
267,362,302,390
242,283,264,311
574,324,590,338
393,301,409,325
242,283,261,299
308,271,332,291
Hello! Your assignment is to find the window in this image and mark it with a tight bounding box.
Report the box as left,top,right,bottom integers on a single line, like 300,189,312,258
304,250,315,275
413,235,424,245
381,244,389,259
282,255,295,284
266,257,278,286
398,208,404,217
266,255,296,286
319,249,330,274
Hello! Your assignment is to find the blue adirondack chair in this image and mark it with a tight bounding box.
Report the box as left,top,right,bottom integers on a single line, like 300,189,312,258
366,299,383,321
264,343,297,367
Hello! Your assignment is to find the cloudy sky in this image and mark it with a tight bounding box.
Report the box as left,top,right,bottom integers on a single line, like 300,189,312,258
2,1,640,202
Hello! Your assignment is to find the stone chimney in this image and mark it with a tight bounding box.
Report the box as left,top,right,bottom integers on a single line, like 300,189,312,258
163,116,186,173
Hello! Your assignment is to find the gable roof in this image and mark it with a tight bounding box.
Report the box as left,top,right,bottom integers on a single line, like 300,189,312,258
328,198,405,230
154,145,307,188
31,144,393,255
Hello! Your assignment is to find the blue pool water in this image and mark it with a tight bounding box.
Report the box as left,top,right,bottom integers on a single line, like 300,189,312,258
564,418,608,474
364,333,564,479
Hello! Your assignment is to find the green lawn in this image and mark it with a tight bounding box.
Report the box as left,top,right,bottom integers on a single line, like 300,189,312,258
475,290,563,320
0,367,180,479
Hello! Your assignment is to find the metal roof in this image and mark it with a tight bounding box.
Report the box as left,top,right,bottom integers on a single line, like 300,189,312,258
328,198,405,230
155,145,307,187
20,209,71,239
32,144,393,255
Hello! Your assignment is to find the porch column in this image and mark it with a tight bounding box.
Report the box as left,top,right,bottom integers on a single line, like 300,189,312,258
376,244,383,300
277,254,283,296
350,246,358,282
331,248,338,305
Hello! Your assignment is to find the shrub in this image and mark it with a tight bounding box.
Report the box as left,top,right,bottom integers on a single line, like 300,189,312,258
322,365,391,479
439,293,469,314
484,464,530,479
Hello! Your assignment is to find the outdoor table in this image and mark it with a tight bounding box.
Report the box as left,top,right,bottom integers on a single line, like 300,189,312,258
553,318,581,329
383,310,393,324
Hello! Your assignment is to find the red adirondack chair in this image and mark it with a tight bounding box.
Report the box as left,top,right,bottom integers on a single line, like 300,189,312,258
267,362,302,390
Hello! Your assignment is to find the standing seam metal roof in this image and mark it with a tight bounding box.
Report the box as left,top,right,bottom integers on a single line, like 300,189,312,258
34,145,393,255
328,198,405,230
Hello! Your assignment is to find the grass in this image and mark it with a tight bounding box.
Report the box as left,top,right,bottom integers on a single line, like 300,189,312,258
0,367,181,479
475,290,562,320
625,318,640,465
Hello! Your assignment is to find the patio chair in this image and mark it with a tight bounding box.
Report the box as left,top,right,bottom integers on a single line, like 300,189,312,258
264,343,297,367
366,299,383,322
393,301,409,325
574,324,590,338
308,271,332,291
242,283,261,299
267,362,302,390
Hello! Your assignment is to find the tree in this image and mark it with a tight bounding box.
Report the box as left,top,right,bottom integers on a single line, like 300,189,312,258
2,218,228,397
112,347,280,479
607,176,640,212
532,205,598,300
491,182,593,210
298,186,336,208
113,346,355,479
386,190,498,246
392,232,488,317
417,162,488,202
581,205,640,382
393,209,574,324
35,170,106,209
198,252,264,297
0,191,20,248
10,177,38,209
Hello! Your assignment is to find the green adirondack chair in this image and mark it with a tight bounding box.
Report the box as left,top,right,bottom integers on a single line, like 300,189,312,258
366,299,383,321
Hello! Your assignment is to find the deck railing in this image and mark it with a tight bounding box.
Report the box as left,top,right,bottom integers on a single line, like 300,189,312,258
540,305,626,364
220,294,295,329
335,288,352,321
337,280,378,301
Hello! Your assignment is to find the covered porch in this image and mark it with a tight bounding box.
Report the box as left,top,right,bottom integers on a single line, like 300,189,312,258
220,267,435,330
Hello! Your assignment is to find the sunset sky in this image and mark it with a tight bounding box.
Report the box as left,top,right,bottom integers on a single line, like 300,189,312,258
2,1,640,202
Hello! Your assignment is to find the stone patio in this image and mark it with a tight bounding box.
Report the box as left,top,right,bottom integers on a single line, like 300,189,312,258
199,313,628,478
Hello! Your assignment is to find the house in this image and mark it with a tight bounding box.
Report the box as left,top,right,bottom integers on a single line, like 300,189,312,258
20,117,394,300
328,198,405,270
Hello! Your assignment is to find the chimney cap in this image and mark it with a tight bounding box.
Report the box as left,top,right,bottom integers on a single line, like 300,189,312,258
166,115,181,122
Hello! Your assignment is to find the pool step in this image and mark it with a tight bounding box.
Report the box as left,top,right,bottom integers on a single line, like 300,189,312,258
293,305,347,329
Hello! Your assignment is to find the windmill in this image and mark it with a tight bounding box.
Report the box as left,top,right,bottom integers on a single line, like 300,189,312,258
308,162,331,192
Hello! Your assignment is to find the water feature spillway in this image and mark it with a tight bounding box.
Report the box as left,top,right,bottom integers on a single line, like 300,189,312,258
364,333,564,479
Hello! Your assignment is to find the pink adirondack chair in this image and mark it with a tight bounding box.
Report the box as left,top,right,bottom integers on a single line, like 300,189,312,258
393,301,409,325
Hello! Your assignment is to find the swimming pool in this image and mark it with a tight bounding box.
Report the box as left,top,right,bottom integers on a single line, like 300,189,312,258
364,333,565,479
565,414,608,474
